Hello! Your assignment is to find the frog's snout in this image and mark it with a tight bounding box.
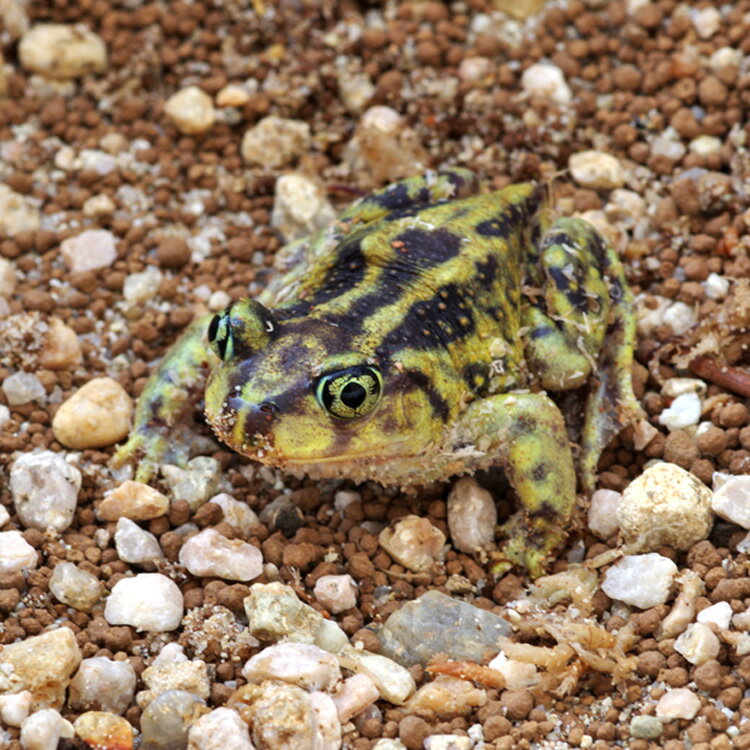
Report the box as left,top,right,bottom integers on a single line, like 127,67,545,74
238,399,279,439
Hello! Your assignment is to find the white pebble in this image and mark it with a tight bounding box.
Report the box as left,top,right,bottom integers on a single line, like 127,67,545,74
187,708,255,750
693,7,721,39
241,116,311,168
334,490,360,513
164,85,216,135
97,480,170,521
674,622,720,665
360,105,404,133
379,515,446,572
602,553,678,609
208,290,231,312
704,273,730,300
0,184,40,236
689,135,722,157
331,674,380,722
179,528,262,582
309,690,341,749
314,575,358,614
662,301,696,335
161,457,221,511
0,530,37,574
11,450,82,532
457,56,492,83
271,173,336,242
618,462,713,552
0,691,32,727
215,84,251,108
138,657,210,707
520,62,571,106
115,518,164,565
372,741,408,750
0,504,8,527
60,229,117,273
105,573,184,632
658,392,702,430
424,735,472,750
39,318,82,371
488,653,538,689
712,475,750,529
569,150,625,190
710,47,741,71
447,477,496,553
242,643,342,692
604,188,646,226
697,601,732,630
82,193,115,218
338,646,416,705
49,562,102,611
656,688,701,721
0,257,16,296
18,23,106,78
208,493,259,535
52,377,133,450
20,708,74,750
123,266,162,304
661,378,706,398
651,136,686,162
587,489,621,540
2,372,45,406
69,657,136,715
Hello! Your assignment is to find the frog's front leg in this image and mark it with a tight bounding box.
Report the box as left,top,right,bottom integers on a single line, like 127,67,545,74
455,392,577,577
113,314,216,482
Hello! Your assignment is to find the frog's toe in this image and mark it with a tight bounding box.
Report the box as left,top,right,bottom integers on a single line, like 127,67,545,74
111,431,170,483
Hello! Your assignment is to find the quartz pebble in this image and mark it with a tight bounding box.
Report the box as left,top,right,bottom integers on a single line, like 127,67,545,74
39,318,82,370
82,193,116,218
228,681,340,750
331,674,380,722
215,84,251,108
658,392,702,430
487,654,537,689
241,116,311,168
379,590,511,666
19,708,74,750
379,515,446,572
98,481,170,521
60,229,117,273
617,462,713,552
0,257,16,295
447,477,496,553
601,554,678,609
674,623,720,665
11,450,82,532
123,266,162,304
629,715,663,740
0,628,82,709
115,517,164,564
587,489,621,539
520,62,571,105
704,272,730,300
19,23,106,78
208,493,259,535
0,530,38,573
424,736,472,750
161,457,221,511
693,6,721,38
105,573,184,632
569,150,625,190
271,173,336,242
242,643,341,692
0,503,9,527
74,712,133,750
338,646,416,705
138,657,210,708
140,690,208,750
179,528,263,581
656,688,702,720
407,676,486,719
69,657,137,715
3,372,45,405
712,475,750,529
0,691,32,727
49,562,102,611
244,581,348,652
697,601,732,630
52,377,133,449
0,183,41,235
164,85,216,135
187,708,255,750
373,741,407,750
313,574,358,614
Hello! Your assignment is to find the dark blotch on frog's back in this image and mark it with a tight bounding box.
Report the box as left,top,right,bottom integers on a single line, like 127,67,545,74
548,266,589,313
462,361,490,396
391,228,462,268
389,367,450,423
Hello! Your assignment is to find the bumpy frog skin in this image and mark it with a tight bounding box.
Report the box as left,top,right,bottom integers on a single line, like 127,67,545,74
116,169,644,576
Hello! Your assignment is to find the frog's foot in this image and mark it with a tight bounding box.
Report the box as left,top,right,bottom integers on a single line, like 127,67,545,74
491,511,566,579
112,427,189,483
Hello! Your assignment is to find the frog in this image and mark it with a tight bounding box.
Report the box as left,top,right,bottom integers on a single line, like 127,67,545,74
115,168,644,577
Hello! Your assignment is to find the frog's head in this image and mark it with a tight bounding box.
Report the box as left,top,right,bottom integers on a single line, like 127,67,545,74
204,298,446,476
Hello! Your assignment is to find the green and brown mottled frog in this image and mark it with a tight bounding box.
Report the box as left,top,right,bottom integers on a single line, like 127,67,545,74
115,168,644,576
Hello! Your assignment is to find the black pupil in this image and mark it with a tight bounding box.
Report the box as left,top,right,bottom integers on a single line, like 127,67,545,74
340,381,366,408
207,314,220,342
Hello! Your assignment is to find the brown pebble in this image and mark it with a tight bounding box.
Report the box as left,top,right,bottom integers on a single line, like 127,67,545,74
157,237,191,269
398,715,430,750
696,425,728,456
663,429,699,468
500,689,534,721
698,76,728,107
719,402,749,428
693,660,723,693
637,651,666,678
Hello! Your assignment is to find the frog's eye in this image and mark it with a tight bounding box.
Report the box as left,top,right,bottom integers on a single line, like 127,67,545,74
208,298,278,361
315,366,383,420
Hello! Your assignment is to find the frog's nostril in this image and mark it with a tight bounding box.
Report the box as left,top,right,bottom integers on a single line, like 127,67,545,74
259,401,277,416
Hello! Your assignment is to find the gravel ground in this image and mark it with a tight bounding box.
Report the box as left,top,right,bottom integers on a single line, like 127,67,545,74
2,1,750,749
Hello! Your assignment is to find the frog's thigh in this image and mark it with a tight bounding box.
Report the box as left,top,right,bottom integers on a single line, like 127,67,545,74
523,217,611,391
458,392,576,577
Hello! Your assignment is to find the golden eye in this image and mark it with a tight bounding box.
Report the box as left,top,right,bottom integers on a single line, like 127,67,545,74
315,366,382,420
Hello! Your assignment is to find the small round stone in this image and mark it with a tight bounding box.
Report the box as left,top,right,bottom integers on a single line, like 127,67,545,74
73,712,134,750
49,562,103,611
520,62,571,105
60,229,118,273
97,481,170,522
2,372,45,406
0,184,40,236
179,528,263,582
569,150,625,190
656,688,701,720
378,515,446,572
164,85,216,135
447,477,497,553
20,708,74,749
69,657,137,715
52,377,133,449
39,318,82,370
19,23,107,79
674,623,720,666
242,643,341,691
140,690,208,750
157,236,192,269
587,489,621,539
105,573,184,632
0,530,38,574
712,475,750,529
187,708,255,750
601,553,678,609
313,574,358,614
114,517,164,565
271,173,336,242
241,116,311,168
